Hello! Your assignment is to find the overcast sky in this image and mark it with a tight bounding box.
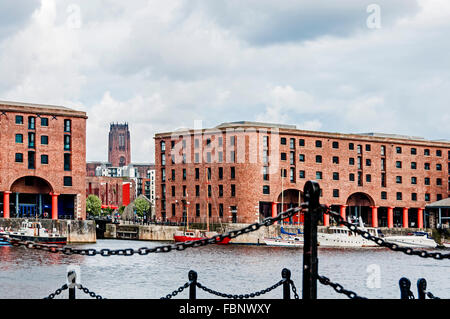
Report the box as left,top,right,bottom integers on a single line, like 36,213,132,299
1,0,449,163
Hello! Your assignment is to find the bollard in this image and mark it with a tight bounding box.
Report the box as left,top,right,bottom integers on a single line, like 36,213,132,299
68,270,76,300
282,268,291,300
417,278,427,300
189,270,198,300
302,180,321,300
399,277,414,299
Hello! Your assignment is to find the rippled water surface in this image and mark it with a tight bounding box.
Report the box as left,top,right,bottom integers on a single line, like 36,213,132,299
0,239,448,299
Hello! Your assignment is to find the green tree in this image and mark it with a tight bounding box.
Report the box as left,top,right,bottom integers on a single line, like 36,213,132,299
134,197,150,217
86,195,102,217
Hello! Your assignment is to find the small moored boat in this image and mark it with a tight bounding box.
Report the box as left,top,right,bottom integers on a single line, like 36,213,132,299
8,220,67,245
384,231,438,248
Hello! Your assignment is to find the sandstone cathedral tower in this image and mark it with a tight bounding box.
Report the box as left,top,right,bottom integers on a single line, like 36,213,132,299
108,123,131,167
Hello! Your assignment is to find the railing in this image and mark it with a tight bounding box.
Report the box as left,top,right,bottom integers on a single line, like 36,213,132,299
1,181,448,299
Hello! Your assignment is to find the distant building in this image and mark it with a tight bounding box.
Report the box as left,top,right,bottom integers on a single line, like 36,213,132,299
154,121,450,228
108,123,131,167
0,100,87,220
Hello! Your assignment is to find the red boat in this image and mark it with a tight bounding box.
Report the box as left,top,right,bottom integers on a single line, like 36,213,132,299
174,230,231,245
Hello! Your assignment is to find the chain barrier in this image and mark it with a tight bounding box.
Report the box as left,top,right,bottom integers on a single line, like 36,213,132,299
289,280,300,299
322,205,450,260
315,274,367,299
43,284,68,299
161,282,191,299
77,284,106,299
424,291,440,299
0,206,305,257
195,279,285,299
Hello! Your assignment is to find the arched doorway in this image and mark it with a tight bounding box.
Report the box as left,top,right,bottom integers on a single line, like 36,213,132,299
9,176,54,218
346,192,375,226
277,189,303,224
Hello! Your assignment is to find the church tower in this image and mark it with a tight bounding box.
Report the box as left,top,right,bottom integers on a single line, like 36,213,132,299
108,123,131,167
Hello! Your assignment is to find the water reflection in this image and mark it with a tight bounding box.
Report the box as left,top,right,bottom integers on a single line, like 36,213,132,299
0,240,448,299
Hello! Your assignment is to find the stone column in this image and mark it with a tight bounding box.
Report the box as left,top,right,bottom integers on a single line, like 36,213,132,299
51,193,59,220
402,207,409,228
3,191,11,219
387,207,394,228
323,208,330,226
371,206,379,228
417,208,424,229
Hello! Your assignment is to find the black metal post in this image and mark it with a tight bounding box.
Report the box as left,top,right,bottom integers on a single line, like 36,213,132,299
417,278,427,300
282,268,291,299
68,270,76,300
399,277,413,299
189,270,197,300
302,180,321,300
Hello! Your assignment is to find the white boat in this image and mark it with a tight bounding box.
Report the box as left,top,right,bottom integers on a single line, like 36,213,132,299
8,220,67,244
384,231,438,248
263,235,303,247
317,217,381,248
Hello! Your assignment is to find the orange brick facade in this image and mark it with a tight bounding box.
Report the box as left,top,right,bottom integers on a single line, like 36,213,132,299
154,122,450,228
0,101,87,220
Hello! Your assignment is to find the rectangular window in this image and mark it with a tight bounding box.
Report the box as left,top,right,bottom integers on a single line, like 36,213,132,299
219,185,223,197
299,154,305,162
64,119,71,132
411,148,417,155
64,135,71,151
381,173,386,187
195,185,200,197
207,167,211,180
28,116,35,130
15,153,23,163
315,140,322,148
230,151,236,163
290,152,295,165
366,159,371,166
396,146,402,154
171,169,175,181
290,168,295,182
381,158,386,170
349,157,355,165
333,189,339,198
299,170,305,179
332,156,339,164
396,192,402,200
15,115,23,124
424,149,430,156
366,174,371,183
281,152,287,161
15,134,23,144
424,177,430,185
349,173,355,181
195,168,200,180
411,177,417,185
208,185,211,197
195,204,200,217
396,161,402,168
299,139,305,146
218,151,223,163
332,141,339,149
161,168,166,182
381,192,387,200
349,143,354,150
63,176,72,186
424,163,430,170
290,138,295,149
230,167,235,179
411,193,417,201
263,166,269,181
183,168,187,180
194,153,199,163
231,184,236,197
365,144,371,152
263,185,270,194
41,135,48,145
381,145,386,156
315,155,322,163
41,117,49,126
333,172,339,180
280,137,286,145
411,162,417,169
396,176,402,184
436,150,442,157
34,153,46,169
316,171,322,180
436,163,442,171
357,145,362,154
218,167,223,180
171,186,176,197
219,204,224,218
64,154,71,171
425,193,430,201
28,132,35,148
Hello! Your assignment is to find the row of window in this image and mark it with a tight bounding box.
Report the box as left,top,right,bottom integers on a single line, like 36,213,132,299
161,166,236,182
15,152,72,171
170,202,226,218
15,133,71,150
161,184,236,199
15,115,72,132
280,137,447,157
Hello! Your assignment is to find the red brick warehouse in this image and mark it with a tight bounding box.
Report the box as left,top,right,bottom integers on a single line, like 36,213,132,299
0,101,87,220
154,121,450,228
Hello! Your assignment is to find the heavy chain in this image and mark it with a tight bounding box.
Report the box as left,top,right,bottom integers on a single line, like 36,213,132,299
323,205,450,260
161,282,190,299
424,291,440,299
43,284,68,299
195,279,284,299
315,274,367,299
289,280,300,299
77,284,106,299
0,206,305,257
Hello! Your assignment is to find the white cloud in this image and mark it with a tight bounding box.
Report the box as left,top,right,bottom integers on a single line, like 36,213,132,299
0,0,449,165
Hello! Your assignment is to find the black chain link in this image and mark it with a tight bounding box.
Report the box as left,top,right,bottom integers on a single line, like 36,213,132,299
160,282,190,299
195,279,284,299
77,284,106,299
289,280,299,299
425,291,440,299
43,284,68,299
0,206,305,257
316,274,367,299
323,205,450,260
